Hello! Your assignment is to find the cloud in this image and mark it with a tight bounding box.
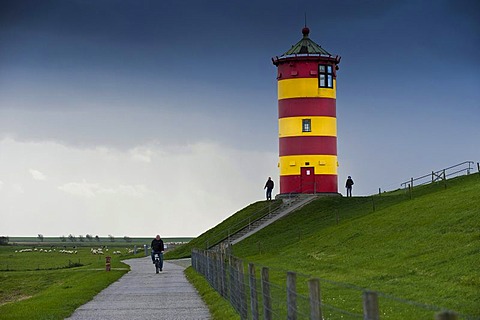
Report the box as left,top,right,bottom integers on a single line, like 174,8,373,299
12,183,24,194
58,180,98,198
58,181,152,198
29,169,47,181
129,147,153,163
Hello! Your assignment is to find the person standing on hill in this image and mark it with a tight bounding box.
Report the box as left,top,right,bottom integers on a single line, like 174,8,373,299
151,235,164,270
345,176,354,197
264,177,274,200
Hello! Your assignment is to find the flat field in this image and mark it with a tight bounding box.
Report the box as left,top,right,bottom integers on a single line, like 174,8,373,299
0,243,143,319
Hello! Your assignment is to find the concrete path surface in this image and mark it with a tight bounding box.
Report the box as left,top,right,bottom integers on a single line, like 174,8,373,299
67,257,211,320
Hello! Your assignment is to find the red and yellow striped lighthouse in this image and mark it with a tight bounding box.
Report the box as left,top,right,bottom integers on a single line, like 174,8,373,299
272,27,341,194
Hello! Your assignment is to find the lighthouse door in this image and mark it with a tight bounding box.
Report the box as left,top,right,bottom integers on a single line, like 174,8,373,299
300,167,315,193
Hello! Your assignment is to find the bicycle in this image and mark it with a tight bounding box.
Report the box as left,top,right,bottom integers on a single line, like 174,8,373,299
153,252,163,273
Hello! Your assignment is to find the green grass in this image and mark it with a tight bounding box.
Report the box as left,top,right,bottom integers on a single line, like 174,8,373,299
0,269,125,320
178,174,479,318
165,200,282,259
184,267,239,320
0,245,144,319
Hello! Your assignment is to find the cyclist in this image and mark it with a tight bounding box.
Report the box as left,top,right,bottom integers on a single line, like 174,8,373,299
151,235,164,271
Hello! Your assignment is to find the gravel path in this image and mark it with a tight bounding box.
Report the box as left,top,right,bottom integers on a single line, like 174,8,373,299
66,257,211,320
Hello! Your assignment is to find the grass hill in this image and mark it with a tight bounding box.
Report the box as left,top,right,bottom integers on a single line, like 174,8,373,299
165,199,283,259
169,173,480,317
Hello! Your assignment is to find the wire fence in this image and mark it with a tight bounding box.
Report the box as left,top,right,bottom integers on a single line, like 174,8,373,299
399,161,478,190
192,249,475,320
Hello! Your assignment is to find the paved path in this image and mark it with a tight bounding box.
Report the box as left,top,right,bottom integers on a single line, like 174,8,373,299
67,257,211,320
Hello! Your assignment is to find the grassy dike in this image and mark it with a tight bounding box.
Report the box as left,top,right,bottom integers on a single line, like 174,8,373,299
165,199,282,260
172,174,480,318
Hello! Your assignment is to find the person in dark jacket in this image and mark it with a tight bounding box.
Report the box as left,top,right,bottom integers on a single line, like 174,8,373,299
264,177,274,200
151,235,164,270
345,176,354,197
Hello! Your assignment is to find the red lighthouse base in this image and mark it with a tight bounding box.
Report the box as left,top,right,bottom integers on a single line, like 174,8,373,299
280,174,338,194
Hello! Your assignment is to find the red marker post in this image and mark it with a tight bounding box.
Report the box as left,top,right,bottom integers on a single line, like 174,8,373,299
105,256,111,271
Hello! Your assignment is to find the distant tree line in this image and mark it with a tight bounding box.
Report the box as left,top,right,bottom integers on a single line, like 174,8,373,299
59,234,101,242
55,234,132,242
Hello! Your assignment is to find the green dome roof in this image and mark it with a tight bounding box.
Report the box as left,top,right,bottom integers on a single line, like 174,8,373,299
281,27,332,57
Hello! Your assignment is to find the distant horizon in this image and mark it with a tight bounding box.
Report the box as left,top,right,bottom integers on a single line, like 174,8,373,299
5,235,195,240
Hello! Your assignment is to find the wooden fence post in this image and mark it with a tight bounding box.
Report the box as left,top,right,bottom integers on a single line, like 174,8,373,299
214,251,220,292
206,251,211,283
262,267,272,320
287,271,297,320
443,169,447,189
220,253,228,298
362,291,379,320
237,259,248,320
191,249,196,271
249,263,259,320
211,251,215,286
435,311,458,320
228,255,235,308
308,278,322,320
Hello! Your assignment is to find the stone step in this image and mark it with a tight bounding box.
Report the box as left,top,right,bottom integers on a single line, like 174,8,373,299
209,195,319,251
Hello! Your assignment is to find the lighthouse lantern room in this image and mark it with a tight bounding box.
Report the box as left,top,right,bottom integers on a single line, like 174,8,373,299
272,27,341,194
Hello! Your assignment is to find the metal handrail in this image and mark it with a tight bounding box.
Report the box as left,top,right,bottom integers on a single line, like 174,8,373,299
400,161,476,189
205,200,283,249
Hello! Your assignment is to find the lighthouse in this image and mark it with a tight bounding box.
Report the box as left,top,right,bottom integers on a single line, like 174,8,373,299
272,27,341,194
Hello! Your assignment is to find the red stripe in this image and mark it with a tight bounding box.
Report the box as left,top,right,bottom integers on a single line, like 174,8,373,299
276,59,337,80
279,98,336,118
279,136,337,156
280,175,338,194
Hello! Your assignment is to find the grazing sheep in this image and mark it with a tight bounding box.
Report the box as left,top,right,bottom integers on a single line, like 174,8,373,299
58,249,75,254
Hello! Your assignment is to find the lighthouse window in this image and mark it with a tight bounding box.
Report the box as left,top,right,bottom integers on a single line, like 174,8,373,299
319,64,333,88
302,119,311,132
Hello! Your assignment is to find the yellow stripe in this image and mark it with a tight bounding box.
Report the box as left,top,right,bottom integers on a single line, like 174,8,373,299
278,78,336,99
279,155,338,175
279,116,336,137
